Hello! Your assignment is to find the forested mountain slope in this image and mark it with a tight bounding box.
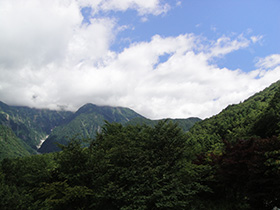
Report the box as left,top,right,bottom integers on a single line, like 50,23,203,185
3,79,279,157
0,101,200,158
0,102,72,159
126,117,201,132
38,103,145,153
187,80,280,152
39,103,201,153
0,125,35,160
0,102,72,150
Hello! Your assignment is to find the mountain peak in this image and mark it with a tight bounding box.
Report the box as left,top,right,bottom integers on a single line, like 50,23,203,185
76,103,98,114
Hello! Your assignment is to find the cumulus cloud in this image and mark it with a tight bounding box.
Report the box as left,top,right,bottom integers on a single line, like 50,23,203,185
0,0,279,119
0,0,81,69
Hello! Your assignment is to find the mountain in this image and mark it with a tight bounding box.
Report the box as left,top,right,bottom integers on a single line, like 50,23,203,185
39,104,201,153
38,104,145,153
1,80,280,157
0,125,36,160
0,101,200,157
127,117,201,132
0,102,73,155
187,80,280,153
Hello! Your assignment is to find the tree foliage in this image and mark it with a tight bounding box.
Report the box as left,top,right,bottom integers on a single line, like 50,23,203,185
0,121,209,209
252,84,280,138
187,80,280,153
195,136,280,210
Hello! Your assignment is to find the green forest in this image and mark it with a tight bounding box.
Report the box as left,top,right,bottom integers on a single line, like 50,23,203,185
1,80,280,209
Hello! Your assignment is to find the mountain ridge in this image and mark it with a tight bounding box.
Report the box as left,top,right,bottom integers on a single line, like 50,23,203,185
187,79,280,152
0,101,201,158
38,103,146,153
2,79,279,158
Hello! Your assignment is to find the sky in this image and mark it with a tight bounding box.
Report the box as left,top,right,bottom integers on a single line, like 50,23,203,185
0,0,280,119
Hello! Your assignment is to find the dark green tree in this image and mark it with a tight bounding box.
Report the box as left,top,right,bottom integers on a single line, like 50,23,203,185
89,121,209,209
198,137,280,210
252,85,280,138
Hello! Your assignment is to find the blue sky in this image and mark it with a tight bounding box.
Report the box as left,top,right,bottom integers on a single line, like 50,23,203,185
101,0,279,71
0,0,280,119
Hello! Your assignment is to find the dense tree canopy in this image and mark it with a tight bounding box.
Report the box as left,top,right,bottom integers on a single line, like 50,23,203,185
1,118,280,209
195,137,280,210
0,121,210,209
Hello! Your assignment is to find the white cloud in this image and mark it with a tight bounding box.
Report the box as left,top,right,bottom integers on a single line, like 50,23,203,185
0,0,279,120
208,35,250,58
176,1,182,7
256,54,280,69
251,35,263,43
78,0,170,16
0,0,81,69
66,18,116,66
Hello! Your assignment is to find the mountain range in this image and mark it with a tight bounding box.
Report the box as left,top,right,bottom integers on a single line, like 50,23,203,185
0,102,201,159
1,79,279,160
